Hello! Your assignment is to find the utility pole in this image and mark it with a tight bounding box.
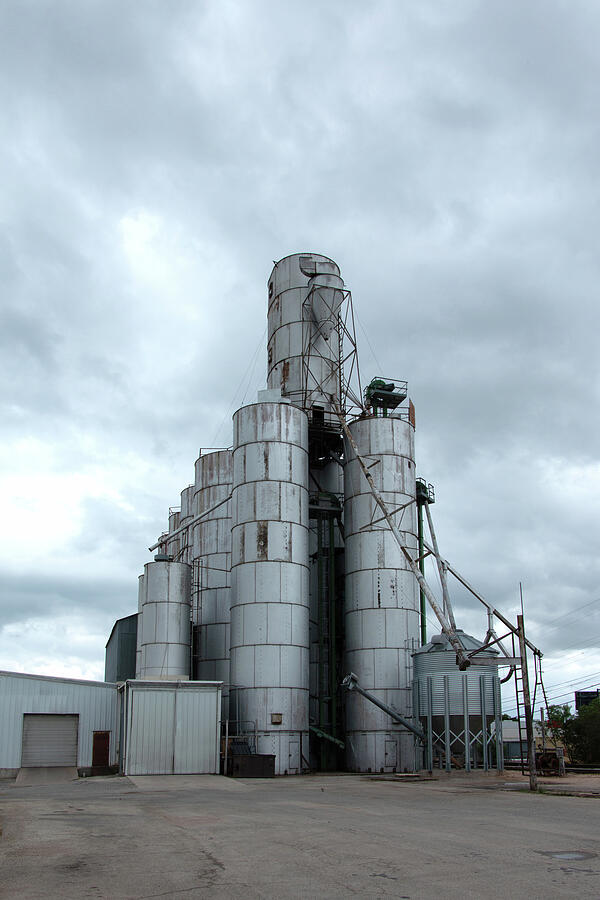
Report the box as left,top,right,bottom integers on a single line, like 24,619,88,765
517,614,538,792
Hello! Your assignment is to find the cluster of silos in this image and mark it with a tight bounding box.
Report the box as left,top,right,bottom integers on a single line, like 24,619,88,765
134,250,477,777
135,451,232,690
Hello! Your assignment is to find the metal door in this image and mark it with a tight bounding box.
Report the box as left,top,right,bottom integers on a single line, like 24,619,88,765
92,731,110,767
21,714,78,767
384,739,397,770
288,740,300,773
126,689,175,775
174,688,219,774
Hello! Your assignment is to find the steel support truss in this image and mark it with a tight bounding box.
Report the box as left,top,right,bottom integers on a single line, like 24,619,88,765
301,286,364,416
336,403,544,782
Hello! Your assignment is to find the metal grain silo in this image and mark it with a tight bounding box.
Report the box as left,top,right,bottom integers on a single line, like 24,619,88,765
413,632,502,771
267,253,344,411
229,396,310,774
192,450,232,711
139,557,192,680
343,414,419,773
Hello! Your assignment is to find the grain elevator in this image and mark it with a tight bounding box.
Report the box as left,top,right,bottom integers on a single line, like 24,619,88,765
132,252,516,776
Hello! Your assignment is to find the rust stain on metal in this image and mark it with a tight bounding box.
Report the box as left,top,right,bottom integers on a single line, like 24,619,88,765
256,521,268,560
282,360,290,392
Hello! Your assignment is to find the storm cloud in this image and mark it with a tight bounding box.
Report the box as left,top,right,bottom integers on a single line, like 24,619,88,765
1,1,598,708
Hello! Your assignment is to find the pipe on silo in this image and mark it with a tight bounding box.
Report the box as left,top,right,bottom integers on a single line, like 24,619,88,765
166,510,181,560
343,415,419,773
178,486,194,564
135,573,144,678
230,398,310,774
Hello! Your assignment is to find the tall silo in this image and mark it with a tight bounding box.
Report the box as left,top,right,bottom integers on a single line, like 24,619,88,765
139,556,192,680
192,450,232,713
267,253,346,767
229,396,310,774
267,253,344,411
343,414,420,772
413,632,502,771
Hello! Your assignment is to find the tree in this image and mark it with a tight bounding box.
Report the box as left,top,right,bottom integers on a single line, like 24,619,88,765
546,703,572,744
545,700,600,765
567,698,600,765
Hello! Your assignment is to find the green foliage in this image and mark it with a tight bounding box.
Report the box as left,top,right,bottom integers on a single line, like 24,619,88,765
546,704,572,742
567,698,600,765
546,700,600,764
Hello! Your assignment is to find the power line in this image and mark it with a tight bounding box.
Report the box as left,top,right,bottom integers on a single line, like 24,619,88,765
545,596,600,628
210,326,267,445
502,679,600,716
355,312,384,373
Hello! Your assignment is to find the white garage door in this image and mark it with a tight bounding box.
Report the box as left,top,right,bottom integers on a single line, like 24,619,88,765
21,714,79,767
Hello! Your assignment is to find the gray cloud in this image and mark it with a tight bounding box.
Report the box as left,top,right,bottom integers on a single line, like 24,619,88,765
0,0,598,697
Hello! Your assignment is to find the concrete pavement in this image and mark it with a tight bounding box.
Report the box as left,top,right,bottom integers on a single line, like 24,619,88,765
1,772,599,898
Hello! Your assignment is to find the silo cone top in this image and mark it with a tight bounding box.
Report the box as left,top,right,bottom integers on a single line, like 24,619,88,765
414,629,498,657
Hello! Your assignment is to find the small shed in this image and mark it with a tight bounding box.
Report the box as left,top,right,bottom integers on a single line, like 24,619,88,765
118,680,222,776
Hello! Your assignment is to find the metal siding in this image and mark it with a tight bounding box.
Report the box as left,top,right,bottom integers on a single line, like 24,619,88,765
343,416,419,774
0,672,117,769
105,614,138,682
192,450,232,719
230,401,310,774
21,714,78,766
267,253,342,411
123,682,221,775
140,560,191,679
127,688,175,776
174,687,219,773
413,651,499,716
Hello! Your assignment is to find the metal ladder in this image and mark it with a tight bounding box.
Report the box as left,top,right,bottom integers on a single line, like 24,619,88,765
512,627,530,775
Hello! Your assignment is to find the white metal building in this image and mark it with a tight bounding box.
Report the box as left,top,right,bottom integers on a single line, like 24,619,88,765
0,670,118,776
118,680,221,776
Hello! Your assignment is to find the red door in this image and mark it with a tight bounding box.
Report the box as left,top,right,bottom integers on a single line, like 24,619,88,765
92,731,110,767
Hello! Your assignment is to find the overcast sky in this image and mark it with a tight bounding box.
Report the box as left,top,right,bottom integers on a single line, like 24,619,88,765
1,1,598,713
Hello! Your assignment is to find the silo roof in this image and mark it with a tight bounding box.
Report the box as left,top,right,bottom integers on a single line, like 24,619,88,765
413,629,498,656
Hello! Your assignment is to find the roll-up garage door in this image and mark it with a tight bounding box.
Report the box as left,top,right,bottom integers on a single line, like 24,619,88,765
21,714,79,767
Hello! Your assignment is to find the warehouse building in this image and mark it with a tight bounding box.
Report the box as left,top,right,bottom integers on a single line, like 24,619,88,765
0,671,221,777
0,670,117,777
